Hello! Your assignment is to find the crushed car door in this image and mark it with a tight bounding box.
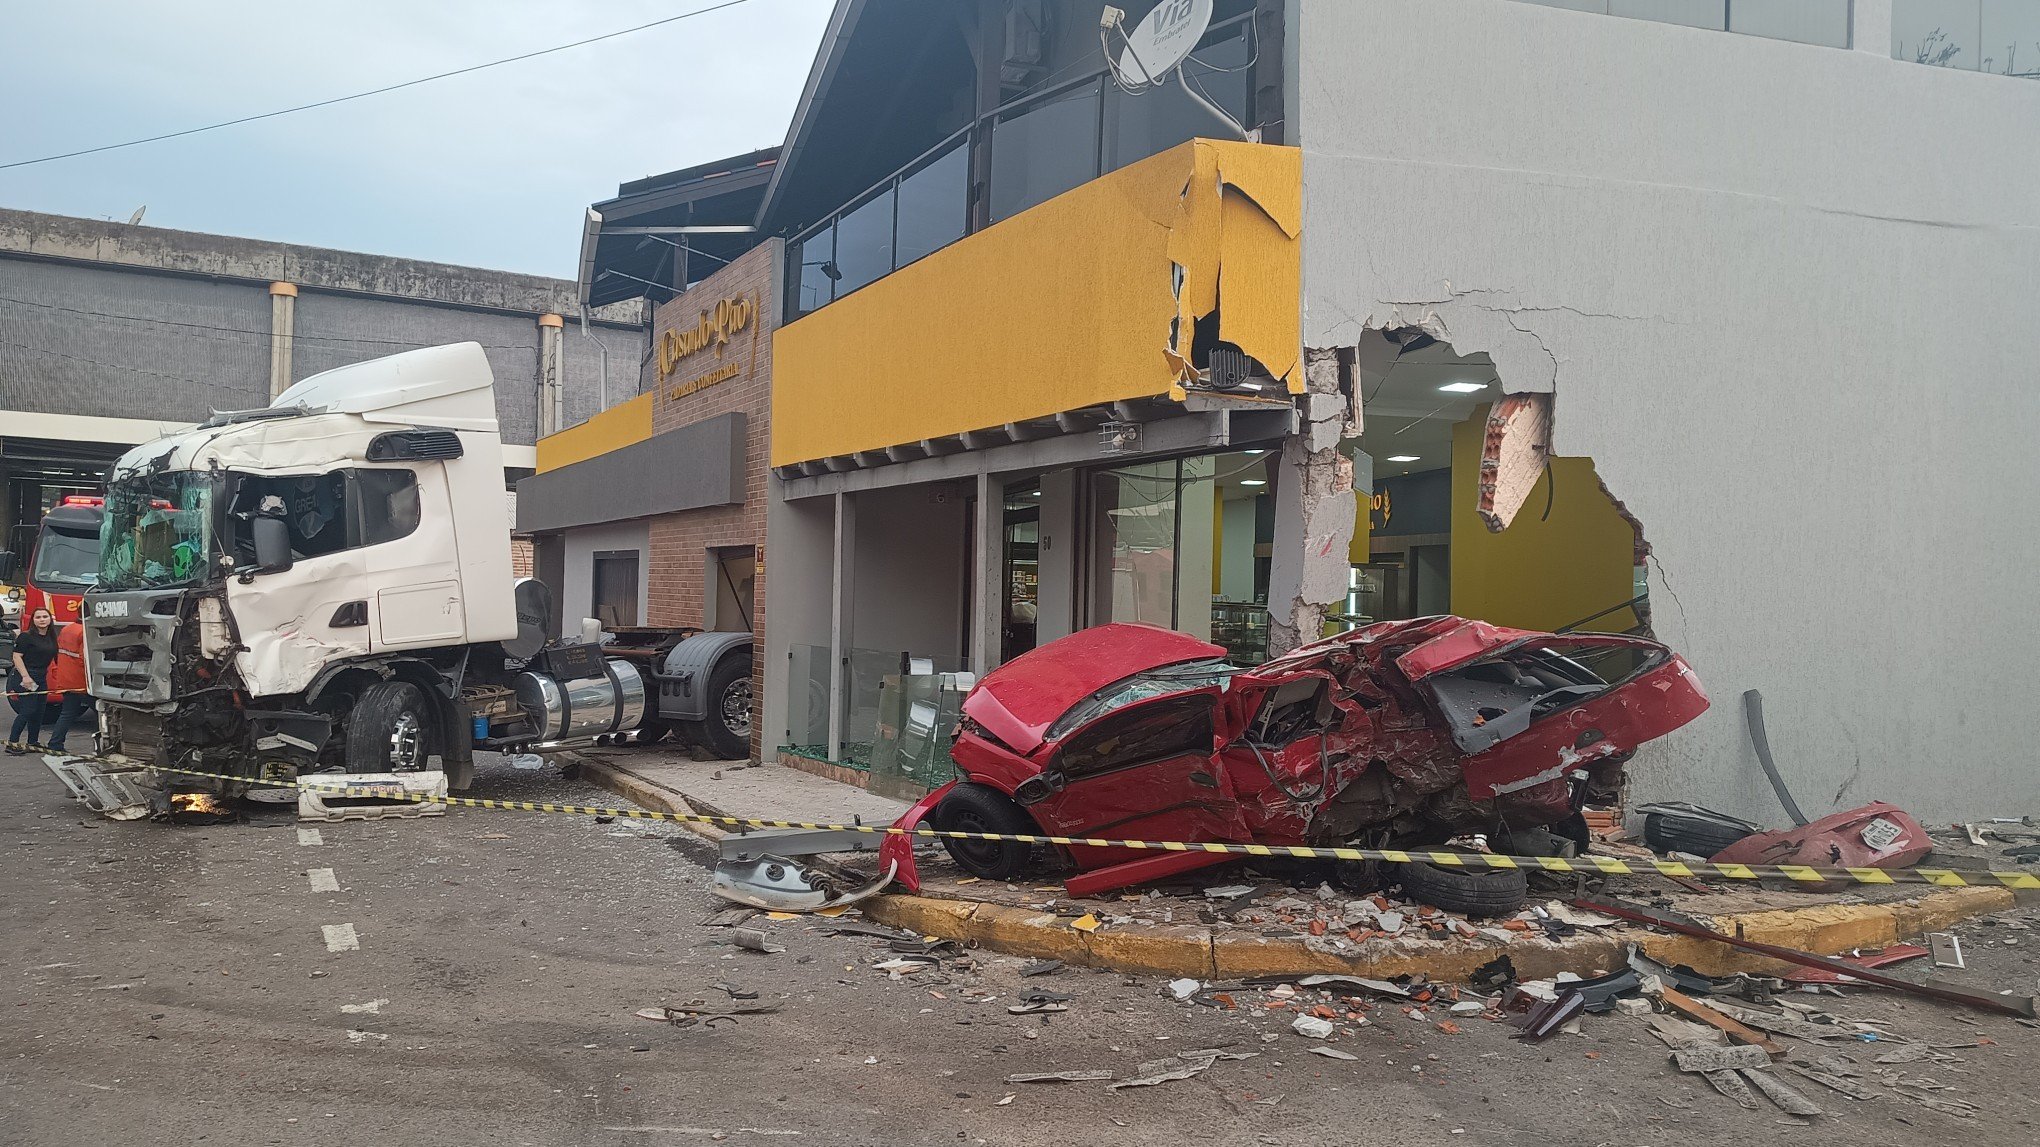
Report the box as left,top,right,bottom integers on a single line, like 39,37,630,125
1027,690,1238,848
1407,634,1707,800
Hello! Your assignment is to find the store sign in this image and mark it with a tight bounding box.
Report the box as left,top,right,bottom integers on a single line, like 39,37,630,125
657,295,756,382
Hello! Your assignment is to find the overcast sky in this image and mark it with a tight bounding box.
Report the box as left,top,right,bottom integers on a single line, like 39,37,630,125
0,0,833,278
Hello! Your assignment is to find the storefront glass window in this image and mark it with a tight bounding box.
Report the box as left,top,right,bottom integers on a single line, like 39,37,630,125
832,187,895,298
1108,28,1251,169
1088,460,1180,632
990,81,1103,223
895,140,968,269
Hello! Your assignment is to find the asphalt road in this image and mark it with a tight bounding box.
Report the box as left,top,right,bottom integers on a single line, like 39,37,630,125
4,753,2038,1147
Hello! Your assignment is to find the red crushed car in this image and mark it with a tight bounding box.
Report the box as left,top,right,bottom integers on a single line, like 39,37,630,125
881,616,1708,902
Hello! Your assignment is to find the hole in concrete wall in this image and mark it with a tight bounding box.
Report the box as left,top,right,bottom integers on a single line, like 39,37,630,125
1344,328,1651,639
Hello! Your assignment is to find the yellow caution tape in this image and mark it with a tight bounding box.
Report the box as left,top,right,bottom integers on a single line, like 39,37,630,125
140,763,2040,891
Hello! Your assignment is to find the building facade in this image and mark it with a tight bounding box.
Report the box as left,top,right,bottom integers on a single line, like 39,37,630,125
749,0,2037,822
518,239,778,752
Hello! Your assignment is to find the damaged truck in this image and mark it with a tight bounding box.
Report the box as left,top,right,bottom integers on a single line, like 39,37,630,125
883,617,1709,912
80,342,735,804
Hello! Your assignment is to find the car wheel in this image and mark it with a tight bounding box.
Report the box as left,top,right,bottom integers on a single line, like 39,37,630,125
1394,851,1529,917
345,681,434,773
699,656,752,760
934,783,1036,880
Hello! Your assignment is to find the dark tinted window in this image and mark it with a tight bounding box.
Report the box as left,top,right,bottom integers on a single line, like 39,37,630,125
1056,694,1214,777
832,186,896,298
990,82,1102,223
895,141,968,269
231,468,420,560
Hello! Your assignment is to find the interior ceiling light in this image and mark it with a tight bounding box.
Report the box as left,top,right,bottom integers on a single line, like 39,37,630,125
1386,455,1420,463
1438,381,1488,393
1239,479,1266,486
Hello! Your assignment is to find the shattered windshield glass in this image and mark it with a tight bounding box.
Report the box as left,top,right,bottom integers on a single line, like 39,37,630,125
99,472,218,591
1045,659,1236,742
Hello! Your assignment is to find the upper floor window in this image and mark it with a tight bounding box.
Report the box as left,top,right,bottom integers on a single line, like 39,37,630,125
786,13,1258,322
1894,0,2040,78
1517,0,1854,49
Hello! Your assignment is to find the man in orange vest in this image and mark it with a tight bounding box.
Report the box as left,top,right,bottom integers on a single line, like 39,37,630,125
44,619,92,756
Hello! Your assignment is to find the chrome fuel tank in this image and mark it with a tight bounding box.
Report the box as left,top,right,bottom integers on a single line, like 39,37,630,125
512,659,646,745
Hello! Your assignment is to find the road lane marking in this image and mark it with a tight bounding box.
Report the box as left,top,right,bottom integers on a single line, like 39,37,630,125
341,999,387,1015
322,923,359,952
297,828,323,846
307,868,340,893
346,1029,388,1044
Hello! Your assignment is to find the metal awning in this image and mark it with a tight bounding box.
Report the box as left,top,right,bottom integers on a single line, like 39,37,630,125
578,148,778,309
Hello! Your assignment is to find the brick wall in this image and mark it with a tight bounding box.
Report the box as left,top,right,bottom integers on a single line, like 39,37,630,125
642,240,778,758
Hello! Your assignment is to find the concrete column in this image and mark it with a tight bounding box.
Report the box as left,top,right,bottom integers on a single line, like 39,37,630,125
537,313,565,436
267,282,297,398
1034,469,1079,644
1267,349,1359,656
1851,0,1893,55
970,471,1004,676
827,490,856,762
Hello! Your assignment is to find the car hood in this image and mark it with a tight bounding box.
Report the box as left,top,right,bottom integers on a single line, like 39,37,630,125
962,623,1226,755
1392,618,1548,679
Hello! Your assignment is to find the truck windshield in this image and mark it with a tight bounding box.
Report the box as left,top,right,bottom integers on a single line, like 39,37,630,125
30,522,101,591
99,473,217,591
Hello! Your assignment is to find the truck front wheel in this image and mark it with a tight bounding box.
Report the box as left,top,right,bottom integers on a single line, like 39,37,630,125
345,681,435,773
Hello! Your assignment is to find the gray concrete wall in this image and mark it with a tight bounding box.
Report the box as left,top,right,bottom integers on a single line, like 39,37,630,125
1296,0,2040,823
762,484,838,753
0,257,270,420
0,208,648,445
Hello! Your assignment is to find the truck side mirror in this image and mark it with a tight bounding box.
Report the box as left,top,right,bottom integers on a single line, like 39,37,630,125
0,551,15,582
251,516,294,574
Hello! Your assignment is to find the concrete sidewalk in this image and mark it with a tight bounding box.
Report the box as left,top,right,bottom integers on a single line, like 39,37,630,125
573,746,910,840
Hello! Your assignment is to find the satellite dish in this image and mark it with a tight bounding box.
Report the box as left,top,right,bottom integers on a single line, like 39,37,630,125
1114,0,1213,85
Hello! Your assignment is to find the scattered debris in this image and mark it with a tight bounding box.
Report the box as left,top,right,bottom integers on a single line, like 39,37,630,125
1291,1015,1334,1039
712,855,896,913
1739,1066,1822,1117
1511,991,1586,1042
1672,1045,1772,1073
1308,1046,1359,1061
1019,960,1065,978
1167,978,1202,1001
1928,932,1966,969
1110,1050,1256,1090
1005,1070,1114,1084
731,929,785,955
1710,801,1931,877
1651,987,1785,1057
1580,895,2036,1018
1780,944,1928,985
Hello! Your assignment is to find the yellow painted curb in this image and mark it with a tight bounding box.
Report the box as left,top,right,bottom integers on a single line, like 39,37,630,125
579,761,2019,982
861,885,2016,982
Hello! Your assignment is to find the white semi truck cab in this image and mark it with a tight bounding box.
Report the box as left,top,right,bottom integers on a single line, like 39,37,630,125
82,342,645,796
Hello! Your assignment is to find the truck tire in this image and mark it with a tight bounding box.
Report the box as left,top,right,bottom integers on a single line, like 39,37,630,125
345,681,434,773
934,783,1036,880
699,655,752,760
1394,851,1529,918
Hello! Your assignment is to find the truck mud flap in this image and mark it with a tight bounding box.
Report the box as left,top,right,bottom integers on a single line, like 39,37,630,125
297,771,449,822
41,754,152,821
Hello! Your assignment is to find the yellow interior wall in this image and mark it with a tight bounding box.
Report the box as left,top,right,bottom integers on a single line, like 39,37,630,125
535,391,653,473
771,140,1301,467
1448,410,1640,633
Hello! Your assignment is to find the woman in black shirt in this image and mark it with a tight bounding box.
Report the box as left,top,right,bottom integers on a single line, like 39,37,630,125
7,607,57,753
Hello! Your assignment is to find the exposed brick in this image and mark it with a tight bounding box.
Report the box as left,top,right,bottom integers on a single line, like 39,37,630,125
639,242,777,758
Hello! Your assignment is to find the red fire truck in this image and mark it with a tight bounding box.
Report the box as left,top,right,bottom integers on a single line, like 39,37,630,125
5,496,106,625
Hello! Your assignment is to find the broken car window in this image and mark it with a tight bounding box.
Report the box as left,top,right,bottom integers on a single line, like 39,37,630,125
1424,638,1669,756
1043,658,1235,743
99,472,219,591
1055,693,1217,778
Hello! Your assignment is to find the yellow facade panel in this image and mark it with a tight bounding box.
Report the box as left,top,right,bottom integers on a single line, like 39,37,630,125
535,390,653,474
772,140,1301,468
